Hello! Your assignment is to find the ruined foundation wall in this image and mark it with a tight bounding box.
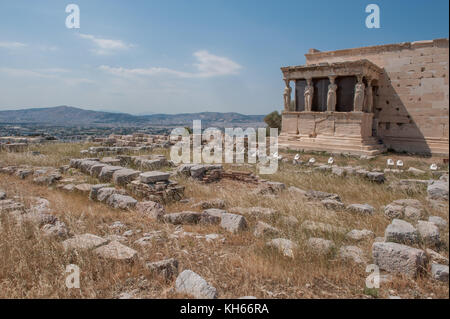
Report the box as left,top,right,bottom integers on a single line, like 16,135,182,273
305,39,449,155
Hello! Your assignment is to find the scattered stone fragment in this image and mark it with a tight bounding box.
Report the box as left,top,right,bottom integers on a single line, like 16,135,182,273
198,211,222,225
331,167,345,177
112,168,140,186
288,186,306,196
201,208,226,216
136,201,165,220
194,199,226,210
96,187,121,202
426,248,449,265
29,197,51,214
62,233,108,251
367,172,385,183
190,165,207,178
89,163,107,178
254,221,280,237
404,206,423,220
431,264,449,282
106,194,138,210
163,211,202,225
134,234,161,247
385,219,419,244
428,216,448,230
109,221,126,230
407,167,426,176
346,229,375,242
307,238,335,255
427,180,449,201
175,270,218,299
122,230,134,237
321,199,345,210
417,221,440,246
79,160,100,174
0,190,5,200
301,220,346,234
346,204,374,215
139,171,170,183
305,190,341,202
62,184,75,192
74,183,92,194
105,235,128,243
0,200,25,213
339,246,367,264
220,213,248,233
41,221,70,239
372,242,427,277
15,169,33,179
98,165,123,183
93,241,138,261
146,258,179,280
266,238,298,258
384,204,404,219
384,198,427,220
280,215,299,227
22,211,57,226
88,184,111,201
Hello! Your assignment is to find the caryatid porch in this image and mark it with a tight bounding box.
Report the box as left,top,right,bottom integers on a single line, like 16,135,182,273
279,60,387,156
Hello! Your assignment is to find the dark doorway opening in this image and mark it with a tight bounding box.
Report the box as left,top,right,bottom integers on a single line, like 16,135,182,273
295,79,306,112
312,78,330,112
336,76,356,112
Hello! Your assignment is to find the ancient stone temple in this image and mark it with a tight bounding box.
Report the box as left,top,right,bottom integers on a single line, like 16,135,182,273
279,39,449,156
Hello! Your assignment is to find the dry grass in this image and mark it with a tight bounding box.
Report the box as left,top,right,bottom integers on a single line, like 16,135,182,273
0,145,448,299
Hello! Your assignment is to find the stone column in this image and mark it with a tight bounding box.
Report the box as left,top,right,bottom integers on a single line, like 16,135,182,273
283,79,291,112
353,75,365,112
327,76,337,112
304,78,314,112
364,77,373,113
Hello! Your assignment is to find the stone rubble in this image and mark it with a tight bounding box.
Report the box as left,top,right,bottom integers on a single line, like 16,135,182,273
175,270,218,299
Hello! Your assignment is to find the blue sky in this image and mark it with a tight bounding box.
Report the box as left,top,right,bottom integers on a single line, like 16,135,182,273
0,0,448,115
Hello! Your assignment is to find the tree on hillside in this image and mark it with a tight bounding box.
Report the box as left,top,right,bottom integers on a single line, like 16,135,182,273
264,110,282,136
264,111,282,130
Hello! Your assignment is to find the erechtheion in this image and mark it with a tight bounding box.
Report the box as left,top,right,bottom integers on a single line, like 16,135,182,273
279,39,449,156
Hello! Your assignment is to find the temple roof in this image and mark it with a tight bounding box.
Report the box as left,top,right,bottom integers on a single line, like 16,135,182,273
281,59,383,81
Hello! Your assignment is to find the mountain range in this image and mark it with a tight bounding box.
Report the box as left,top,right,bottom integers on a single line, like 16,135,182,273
0,106,266,127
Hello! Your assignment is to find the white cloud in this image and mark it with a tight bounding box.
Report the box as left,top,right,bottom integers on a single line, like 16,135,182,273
0,68,94,86
78,34,133,55
0,42,27,49
38,45,59,52
0,68,55,78
100,50,241,78
192,50,242,77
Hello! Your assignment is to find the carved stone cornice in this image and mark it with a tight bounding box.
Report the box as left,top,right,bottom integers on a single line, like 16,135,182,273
281,59,383,81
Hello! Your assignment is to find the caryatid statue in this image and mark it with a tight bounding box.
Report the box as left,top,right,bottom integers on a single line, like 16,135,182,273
353,75,365,112
283,79,291,111
364,78,373,113
327,76,337,112
304,78,314,111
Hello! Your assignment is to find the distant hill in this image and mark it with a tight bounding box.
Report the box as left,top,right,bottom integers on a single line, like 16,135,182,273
0,106,266,127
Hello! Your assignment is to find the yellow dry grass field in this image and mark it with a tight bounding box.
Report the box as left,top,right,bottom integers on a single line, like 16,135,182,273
0,143,448,299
